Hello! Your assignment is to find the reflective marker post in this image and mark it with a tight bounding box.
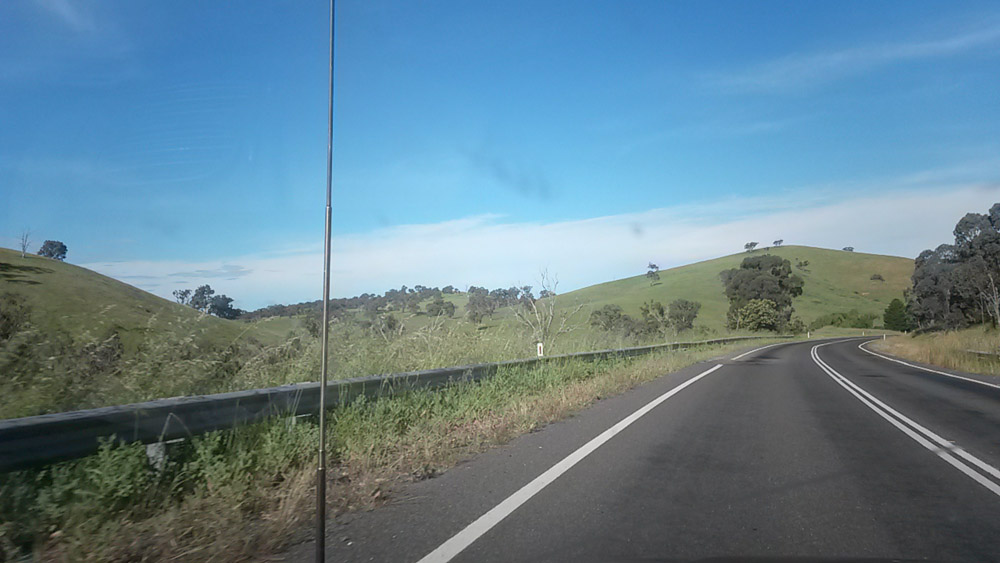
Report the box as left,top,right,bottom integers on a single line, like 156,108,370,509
317,0,336,562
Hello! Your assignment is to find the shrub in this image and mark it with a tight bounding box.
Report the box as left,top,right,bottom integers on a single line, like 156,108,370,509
736,299,781,332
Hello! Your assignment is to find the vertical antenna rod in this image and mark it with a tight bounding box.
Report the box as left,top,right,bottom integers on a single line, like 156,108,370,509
317,0,335,561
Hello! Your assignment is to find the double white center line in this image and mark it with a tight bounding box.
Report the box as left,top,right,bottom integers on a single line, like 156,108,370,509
811,341,1000,498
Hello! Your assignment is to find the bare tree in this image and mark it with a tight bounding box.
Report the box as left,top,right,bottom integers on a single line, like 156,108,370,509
19,228,31,258
509,270,585,353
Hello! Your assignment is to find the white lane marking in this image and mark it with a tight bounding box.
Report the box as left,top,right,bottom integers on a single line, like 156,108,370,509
416,363,725,563
815,343,1000,483
731,340,788,361
811,342,1000,497
858,340,1000,391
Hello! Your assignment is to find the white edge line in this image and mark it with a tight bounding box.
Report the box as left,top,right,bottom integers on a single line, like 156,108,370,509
815,342,1000,481
859,340,1000,391
811,343,1000,496
416,363,724,563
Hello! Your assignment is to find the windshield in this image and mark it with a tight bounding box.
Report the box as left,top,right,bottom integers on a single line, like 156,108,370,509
2,1,999,562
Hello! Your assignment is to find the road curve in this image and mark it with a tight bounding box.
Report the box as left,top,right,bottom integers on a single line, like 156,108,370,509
288,338,1000,563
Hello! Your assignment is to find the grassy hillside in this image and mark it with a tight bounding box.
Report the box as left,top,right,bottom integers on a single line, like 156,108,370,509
0,247,285,351
556,245,913,331
0,247,299,418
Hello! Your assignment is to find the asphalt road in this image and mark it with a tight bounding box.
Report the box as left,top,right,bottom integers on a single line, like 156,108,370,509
287,338,1000,562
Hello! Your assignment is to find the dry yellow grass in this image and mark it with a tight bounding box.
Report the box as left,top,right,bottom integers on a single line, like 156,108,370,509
872,326,1000,377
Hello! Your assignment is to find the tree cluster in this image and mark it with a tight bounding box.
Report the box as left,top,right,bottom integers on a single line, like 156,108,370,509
908,203,1000,331
720,254,804,332
241,284,461,321
463,285,560,325
589,299,702,339
809,309,879,331
426,297,457,318
173,285,243,320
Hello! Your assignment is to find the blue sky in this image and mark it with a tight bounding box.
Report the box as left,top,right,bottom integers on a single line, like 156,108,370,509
2,0,1000,309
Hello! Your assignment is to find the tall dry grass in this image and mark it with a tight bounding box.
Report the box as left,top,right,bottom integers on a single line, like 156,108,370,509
872,325,1000,376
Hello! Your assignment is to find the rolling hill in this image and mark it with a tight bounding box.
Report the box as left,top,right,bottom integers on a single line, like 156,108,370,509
555,245,914,332
0,247,286,354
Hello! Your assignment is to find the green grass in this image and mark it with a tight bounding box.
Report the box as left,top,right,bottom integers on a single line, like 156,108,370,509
0,247,283,351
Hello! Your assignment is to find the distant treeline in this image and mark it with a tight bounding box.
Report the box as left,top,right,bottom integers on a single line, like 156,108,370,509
240,284,461,321
908,203,1000,331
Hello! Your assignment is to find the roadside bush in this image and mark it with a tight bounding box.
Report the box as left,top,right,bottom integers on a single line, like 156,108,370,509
735,299,782,332
809,309,879,331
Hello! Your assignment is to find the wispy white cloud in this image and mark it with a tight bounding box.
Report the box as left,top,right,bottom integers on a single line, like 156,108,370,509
707,23,1000,93
615,115,808,158
80,181,1000,311
34,0,97,34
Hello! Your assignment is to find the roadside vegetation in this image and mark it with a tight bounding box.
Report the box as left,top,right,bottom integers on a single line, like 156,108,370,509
874,326,1000,377
0,339,788,562
871,202,1000,377
1,245,855,419
0,242,910,560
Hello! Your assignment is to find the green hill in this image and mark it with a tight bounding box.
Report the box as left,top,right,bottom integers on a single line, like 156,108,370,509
0,247,284,353
556,245,914,331
0,247,296,418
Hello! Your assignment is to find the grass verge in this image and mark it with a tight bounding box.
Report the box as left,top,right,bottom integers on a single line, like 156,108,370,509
871,325,1000,377
0,337,790,562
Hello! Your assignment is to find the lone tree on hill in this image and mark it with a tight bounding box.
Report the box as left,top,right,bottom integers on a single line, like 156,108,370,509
843,246,855,252
773,239,783,247
646,262,660,286
744,241,758,253
19,229,30,258
37,240,67,261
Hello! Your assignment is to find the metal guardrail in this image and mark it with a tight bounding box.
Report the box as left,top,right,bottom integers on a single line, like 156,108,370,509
0,335,782,472
965,349,1000,358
